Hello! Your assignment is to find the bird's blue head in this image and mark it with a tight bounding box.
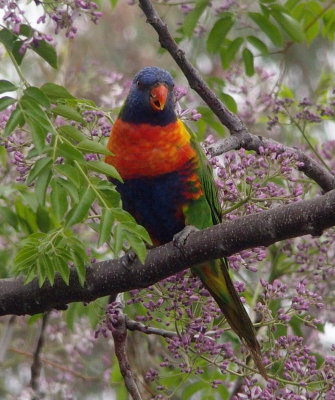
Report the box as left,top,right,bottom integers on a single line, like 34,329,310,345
120,66,177,126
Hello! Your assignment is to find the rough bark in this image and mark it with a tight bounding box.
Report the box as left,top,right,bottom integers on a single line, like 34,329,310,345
0,189,334,317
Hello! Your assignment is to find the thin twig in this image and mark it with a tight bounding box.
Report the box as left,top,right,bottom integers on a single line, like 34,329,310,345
125,317,176,338
31,313,49,392
111,304,142,400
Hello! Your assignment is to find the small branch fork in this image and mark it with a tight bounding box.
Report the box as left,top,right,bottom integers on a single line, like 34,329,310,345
110,304,142,400
138,0,335,193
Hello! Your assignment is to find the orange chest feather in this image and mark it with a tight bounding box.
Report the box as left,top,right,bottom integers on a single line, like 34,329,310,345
105,119,198,179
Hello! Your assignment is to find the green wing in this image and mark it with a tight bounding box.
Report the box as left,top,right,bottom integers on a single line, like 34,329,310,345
184,125,221,228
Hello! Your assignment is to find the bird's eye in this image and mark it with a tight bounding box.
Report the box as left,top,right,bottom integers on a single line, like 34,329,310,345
136,80,142,88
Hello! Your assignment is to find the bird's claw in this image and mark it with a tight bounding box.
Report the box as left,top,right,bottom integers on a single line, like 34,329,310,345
120,251,137,270
173,225,199,249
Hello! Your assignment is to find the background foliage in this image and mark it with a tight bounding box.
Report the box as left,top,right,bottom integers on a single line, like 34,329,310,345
0,0,335,399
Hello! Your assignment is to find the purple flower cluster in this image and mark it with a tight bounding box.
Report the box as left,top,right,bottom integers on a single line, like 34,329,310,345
1,1,22,34
0,108,32,182
1,0,102,44
82,110,112,138
174,86,202,121
292,280,324,312
268,89,335,132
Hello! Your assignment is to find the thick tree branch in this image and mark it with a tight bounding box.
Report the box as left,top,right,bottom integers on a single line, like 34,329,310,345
0,190,334,317
138,0,335,193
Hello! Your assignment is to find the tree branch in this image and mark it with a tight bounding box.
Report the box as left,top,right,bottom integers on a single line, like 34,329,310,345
138,0,335,193
0,189,334,317
207,133,335,193
110,303,142,400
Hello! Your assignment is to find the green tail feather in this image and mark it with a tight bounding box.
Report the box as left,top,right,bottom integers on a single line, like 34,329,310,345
193,259,268,379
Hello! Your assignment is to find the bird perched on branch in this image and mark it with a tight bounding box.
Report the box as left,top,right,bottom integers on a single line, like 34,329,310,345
105,66,267,379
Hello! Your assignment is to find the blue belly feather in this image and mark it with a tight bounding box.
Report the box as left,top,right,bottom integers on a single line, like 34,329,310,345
113,169,189,244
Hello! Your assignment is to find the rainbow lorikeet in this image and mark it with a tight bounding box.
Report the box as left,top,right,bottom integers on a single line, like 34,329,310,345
105,66,267,378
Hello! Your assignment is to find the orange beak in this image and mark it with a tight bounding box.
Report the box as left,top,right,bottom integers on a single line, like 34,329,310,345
150,84,168,111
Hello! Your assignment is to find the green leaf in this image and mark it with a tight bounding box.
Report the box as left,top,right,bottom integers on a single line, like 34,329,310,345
220,92,237,113
44,253,56,286
11,40,25,65
182,381,208,399
19,24,33,37
271,11,305,42
126,232,147,264
0,96,16,111
207,15,234,53
54,256,70,285
0,146,7,167
0,28,17,50
122,222,151,243
65,186,96,227
25,117,47,153
15,200,39,233
98,208,114,247
242,48,255,76
249,12,284,47
285,0,300,11
71,250,86,287
0,80,17,94
27,157,52,185
57,178,79,203
86,160,122,181
247,35,268,55
55,164,82,188
113,224,125,257
15,247,38,271
40,83,75,100
24,87,51,107
305,18,320,44
50,179,68,221
31,39,58,69
52,105,84,123
77,139,112,155
57,141,84,162
0,206,18,229
35,169,52,206
58,125,87,142
4,108,24,137
95,184,120,208
183,0,209,37
220,37,244,69
27,313,43,325
36,205,51,232
289,314,304,336
20,97,53,132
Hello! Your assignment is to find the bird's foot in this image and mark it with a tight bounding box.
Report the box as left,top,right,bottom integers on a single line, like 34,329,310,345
173,225,199,249
120,251,137,270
